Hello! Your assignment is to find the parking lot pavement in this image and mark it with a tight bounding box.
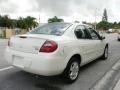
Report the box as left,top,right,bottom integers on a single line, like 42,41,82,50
114,79,120,90
0,39,10,68
0,39,8,43
104,33,118,42
0,34,120,90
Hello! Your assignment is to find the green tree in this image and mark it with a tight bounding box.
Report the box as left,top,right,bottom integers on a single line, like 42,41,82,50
0,15,38,30
17,17,26,29
113,22,120,29
108,22,114,29
24,16,38,30
0,15,12,28
117,22,120,29
97,21,109,30
11,19,17,28
97,9,109,30
48,16,64,23
17,16,38,30
102,8,108,22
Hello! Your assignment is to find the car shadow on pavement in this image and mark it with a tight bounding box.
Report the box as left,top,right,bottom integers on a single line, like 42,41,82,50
33,74,65,90
20,71,65,90
0,70,64,90
79,57,109,73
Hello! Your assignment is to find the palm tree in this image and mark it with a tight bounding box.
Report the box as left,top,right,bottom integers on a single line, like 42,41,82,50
24,16,38,30
48,16,64,23
0,15,12,28
17,16,38,30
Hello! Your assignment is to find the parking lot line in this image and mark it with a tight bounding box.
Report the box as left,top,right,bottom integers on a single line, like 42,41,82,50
0,66,13,72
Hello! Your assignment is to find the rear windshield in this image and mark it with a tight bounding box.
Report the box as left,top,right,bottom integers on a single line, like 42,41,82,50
29,23,71,36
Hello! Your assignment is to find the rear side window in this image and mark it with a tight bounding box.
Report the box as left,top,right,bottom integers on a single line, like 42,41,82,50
74,25,86,39
75,25,92,39
29,23,71,36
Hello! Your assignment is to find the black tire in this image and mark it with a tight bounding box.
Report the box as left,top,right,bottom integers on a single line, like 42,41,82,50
62,57,80,84
101,46,108,60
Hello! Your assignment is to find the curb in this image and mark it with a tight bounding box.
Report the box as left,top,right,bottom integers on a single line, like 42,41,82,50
90,59,120,90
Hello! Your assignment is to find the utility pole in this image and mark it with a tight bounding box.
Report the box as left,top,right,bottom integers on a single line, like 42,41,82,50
94,8,97,30
39,14,40,25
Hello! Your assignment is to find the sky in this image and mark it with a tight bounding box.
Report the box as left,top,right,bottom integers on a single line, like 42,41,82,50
0,0,119,23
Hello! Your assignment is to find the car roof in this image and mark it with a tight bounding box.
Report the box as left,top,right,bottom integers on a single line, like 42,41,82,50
45,22,93,29
71,22,93,28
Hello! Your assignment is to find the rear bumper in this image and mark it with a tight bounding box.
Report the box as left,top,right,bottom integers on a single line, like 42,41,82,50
5,47,67,76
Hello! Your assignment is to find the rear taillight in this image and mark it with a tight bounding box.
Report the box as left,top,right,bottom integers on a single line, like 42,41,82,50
40,40,58,53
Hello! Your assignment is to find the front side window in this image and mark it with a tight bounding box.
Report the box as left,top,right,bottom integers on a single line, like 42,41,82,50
29,23,71,36
89,29,99,40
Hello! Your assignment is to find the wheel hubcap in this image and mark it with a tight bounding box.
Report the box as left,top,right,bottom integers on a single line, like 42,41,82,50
69,62,79,80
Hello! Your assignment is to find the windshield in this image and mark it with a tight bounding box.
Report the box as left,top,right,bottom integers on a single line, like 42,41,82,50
29,23,71,36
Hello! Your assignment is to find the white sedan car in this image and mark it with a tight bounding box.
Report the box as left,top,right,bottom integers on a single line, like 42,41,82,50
5,22,108,83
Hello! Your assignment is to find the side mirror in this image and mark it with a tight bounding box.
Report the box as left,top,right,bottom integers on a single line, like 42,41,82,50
100,36,105,40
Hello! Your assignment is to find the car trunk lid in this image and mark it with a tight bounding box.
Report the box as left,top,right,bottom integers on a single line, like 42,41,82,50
10,34,47,54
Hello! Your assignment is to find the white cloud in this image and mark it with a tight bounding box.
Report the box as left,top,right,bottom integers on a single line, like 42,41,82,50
0,0,120,23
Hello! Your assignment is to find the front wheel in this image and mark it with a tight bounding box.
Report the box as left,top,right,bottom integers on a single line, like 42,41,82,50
62,57,80,83
101,46,108,60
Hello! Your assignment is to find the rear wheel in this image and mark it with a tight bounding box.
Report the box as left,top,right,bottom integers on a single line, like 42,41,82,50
101,46,108,60
62,57,80,83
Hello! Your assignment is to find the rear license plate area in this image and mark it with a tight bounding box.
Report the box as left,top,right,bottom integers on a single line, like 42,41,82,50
13,55,25,68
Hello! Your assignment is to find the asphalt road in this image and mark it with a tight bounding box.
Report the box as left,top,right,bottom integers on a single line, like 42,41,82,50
0,33,120,90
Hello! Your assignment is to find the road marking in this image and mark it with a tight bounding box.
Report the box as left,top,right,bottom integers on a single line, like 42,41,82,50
0,66,13,72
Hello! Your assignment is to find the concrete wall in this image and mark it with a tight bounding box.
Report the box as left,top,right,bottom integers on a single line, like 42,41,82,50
5,29,28,39
0,28,28,39
5,29,15,39
0,29,6,38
